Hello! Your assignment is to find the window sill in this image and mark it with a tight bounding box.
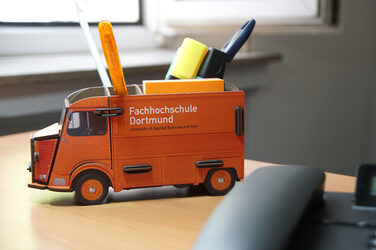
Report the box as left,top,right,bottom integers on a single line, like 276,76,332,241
0,48,175,79
0,48,281,108
0,49,281,86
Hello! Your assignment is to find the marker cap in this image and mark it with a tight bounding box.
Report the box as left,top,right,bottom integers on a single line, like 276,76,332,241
197,48,228,79
165,47,181,79
166,38,208,79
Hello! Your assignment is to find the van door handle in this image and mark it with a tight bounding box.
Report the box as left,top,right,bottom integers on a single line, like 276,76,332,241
94,108,124,117
123,165,152,174
235,106,244,135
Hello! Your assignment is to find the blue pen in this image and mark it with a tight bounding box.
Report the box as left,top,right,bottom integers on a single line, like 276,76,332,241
222,19,256,63
197,19,256,79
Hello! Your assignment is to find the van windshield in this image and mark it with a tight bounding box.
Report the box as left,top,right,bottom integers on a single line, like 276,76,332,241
59,107,66,126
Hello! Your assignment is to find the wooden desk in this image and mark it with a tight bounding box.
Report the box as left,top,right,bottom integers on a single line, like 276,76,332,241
0,132,355,250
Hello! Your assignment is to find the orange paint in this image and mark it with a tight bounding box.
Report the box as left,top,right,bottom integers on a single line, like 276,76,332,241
80,179,104,201
210,170,231,191
28,80,245,205
143,78,224,94
34,139,57,183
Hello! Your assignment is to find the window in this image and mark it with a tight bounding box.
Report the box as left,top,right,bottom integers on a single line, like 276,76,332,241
0,0,159,56
0,0,338,57
154,0,338,35
156,0,319,25
67,111,107,136
0,0,140,25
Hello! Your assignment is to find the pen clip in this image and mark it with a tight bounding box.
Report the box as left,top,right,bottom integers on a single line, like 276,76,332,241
98,20,128,96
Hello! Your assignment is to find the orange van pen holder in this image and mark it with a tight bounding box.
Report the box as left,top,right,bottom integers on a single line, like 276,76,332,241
26,17,248,205
27,80,245,205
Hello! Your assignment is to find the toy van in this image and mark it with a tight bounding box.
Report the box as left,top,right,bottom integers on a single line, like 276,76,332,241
27,81,244,205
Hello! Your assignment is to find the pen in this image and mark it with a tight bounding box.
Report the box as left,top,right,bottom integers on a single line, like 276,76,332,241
197,19,256,79
165,38,208,80
222,19,256,63
75,2,111,96
98,20,128,96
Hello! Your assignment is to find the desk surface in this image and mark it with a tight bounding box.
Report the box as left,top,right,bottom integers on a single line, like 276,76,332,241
0,132,355,250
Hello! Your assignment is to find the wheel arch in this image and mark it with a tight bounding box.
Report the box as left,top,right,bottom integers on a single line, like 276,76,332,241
70,163,113,189
228,167,239,181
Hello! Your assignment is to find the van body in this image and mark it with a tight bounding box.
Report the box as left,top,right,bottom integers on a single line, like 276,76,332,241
28,82,244,205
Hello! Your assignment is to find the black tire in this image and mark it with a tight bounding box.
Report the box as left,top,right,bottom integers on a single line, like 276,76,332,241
75,174,109,205
204,169,236,196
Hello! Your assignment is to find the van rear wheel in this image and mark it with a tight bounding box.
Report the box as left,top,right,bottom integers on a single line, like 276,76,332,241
75,174,109,205
204,169,235,196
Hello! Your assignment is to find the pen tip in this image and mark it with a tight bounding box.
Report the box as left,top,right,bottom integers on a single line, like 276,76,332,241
247,19,256,29
75,2,82,13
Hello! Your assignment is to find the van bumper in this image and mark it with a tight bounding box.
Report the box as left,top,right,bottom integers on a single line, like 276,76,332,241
28,182,72,192
28,182,47,190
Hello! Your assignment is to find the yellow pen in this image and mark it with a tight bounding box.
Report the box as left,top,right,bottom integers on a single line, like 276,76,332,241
98,21,127,96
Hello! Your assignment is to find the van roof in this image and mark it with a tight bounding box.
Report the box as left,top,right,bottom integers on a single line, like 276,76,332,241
65,82,239,106
65,85,143,106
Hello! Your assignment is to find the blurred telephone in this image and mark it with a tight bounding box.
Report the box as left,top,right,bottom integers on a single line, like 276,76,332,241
194,164,376,250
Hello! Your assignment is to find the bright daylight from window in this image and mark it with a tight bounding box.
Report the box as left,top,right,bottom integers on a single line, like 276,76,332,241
0,0,140,24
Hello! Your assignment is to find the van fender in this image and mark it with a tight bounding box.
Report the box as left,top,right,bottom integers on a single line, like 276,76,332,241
69,162,113,189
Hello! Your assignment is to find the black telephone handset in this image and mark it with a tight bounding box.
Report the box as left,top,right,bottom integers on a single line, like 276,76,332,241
194,165,376,250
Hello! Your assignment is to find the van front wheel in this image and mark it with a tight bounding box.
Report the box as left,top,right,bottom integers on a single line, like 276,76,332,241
204,169,236,196
75,174,109,205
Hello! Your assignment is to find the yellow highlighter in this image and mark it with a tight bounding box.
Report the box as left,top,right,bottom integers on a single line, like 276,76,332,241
166,38,208,79
98,21,127,96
